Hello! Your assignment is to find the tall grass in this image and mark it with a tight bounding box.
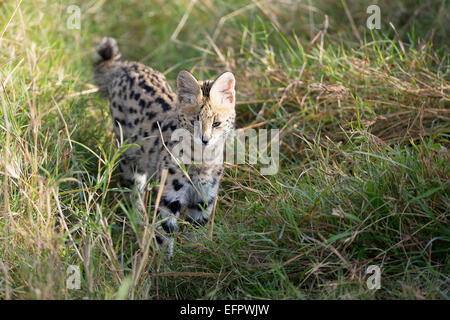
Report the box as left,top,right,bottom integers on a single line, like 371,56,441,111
0,0,448,299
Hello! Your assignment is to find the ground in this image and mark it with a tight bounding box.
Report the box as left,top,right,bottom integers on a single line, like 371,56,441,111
0,0,448,299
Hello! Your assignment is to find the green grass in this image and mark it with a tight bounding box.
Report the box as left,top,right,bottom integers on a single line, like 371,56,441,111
0,0,449,299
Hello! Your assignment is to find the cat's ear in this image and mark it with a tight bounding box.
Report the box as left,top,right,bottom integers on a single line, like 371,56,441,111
210,72,235,109
177,70,202,106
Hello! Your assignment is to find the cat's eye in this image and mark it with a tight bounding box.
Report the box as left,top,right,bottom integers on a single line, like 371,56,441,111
212,122,221,128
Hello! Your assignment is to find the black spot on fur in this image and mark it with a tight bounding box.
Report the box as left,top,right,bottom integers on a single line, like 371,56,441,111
162,220,176,234
201,80,214,98
139,82,155,95
168,167,176,175
155,234,164,244
162,121,174,131
172,179,183,191
125,72,135,88
167,200,181,214
156,97,171,111
98,44,113,61
146,111,156,120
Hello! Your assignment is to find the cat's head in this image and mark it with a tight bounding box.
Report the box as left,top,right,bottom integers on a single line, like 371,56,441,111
176,70,236,146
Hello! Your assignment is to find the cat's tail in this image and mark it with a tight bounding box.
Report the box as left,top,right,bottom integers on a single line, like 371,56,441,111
92,37,121,96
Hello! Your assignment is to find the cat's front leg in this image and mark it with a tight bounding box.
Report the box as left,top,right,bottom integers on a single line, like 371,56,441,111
185,197,215,227
156,197,182,257
158,198,181,233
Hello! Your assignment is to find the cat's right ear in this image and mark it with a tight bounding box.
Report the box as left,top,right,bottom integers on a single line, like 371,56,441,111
176,70,202,107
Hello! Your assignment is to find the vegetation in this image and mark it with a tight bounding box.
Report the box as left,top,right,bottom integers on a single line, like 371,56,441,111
0,0,448,299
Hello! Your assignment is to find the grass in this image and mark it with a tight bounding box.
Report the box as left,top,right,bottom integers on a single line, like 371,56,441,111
0,0,449,299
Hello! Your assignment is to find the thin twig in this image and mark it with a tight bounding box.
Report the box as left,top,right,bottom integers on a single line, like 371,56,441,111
209,196,218,240
170,0,198,41
340,0,362,44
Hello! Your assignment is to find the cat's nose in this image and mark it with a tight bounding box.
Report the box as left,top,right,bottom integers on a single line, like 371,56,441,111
202,135,210,145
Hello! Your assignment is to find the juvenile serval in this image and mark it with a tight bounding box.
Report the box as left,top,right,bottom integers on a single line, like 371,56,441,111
93,37,236,253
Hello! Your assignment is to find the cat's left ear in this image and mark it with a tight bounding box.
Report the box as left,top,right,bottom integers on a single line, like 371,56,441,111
177,70,202,106
210,72,235,109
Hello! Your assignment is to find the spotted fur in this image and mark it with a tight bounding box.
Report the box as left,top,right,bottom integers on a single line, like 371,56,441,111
93,37,236,248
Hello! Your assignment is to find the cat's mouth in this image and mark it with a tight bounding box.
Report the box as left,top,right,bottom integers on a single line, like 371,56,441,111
192,134,204,146
192,134,224,147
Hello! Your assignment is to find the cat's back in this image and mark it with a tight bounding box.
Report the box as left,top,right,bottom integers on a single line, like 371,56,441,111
107,61,176,139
